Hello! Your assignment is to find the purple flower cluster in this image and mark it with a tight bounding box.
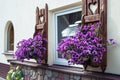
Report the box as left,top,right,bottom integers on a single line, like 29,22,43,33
14,33,47,64
108,38,116,45
57,22,106,65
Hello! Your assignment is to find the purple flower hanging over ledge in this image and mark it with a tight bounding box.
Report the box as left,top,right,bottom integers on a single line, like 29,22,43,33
14,33,47,64
57,22,116,65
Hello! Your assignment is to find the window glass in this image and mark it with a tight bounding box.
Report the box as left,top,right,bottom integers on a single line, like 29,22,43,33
7,23,14,51
54,6,82,65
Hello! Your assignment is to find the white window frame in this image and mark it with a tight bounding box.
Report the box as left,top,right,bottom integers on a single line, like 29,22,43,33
53,6,82,66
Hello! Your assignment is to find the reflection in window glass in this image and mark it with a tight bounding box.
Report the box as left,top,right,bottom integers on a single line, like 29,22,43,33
57,11,81,58
57,11,81,43
7,23,14,51
54,6,82,65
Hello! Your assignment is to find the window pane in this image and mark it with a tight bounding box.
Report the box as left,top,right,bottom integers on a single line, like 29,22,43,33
7,24,14,51
57,11,81,58
54,6,82,65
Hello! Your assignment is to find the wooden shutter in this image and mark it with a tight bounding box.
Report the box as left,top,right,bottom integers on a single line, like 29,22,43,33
81,0,107,72
34,4,48,64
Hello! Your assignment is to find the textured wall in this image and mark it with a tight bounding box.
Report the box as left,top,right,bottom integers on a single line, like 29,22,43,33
15,66,106,80
9,61,111,80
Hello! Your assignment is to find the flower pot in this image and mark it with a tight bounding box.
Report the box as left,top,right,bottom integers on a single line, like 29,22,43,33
83,60,100,70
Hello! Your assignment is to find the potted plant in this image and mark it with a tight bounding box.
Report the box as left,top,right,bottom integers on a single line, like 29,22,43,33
14,32,47,64
57,22,115,69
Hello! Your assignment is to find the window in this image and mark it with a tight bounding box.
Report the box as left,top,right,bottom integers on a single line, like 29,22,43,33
7,24,14,51
5,21,14,52
54,6,82,65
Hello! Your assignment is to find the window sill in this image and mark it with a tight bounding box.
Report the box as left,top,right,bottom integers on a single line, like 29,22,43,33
2,51,14,56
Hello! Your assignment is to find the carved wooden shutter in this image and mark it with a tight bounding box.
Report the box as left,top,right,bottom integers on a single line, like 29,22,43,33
82,0,107,72
34,4,48,64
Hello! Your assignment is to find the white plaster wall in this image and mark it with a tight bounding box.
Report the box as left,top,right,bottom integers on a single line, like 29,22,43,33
0,0,120,75
0,0,80,64
106,0,120,74
0,0,43,64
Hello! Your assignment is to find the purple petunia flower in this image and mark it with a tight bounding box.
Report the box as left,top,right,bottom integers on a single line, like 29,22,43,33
14,32,47,64
57,22,108,65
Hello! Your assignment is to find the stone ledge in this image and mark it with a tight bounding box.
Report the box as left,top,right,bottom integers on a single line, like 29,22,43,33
9,60,40,67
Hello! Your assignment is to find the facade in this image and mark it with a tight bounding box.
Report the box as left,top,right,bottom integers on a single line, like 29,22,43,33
0,0,120,75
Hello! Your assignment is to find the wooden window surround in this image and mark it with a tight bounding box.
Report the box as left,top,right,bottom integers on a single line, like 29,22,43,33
33,4,48,64
81,0,107,72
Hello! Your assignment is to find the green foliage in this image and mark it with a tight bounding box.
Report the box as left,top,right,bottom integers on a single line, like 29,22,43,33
6,66,24,80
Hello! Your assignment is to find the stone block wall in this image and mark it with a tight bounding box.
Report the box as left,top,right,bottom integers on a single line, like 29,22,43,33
9,60,119,80
20,66,106,80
